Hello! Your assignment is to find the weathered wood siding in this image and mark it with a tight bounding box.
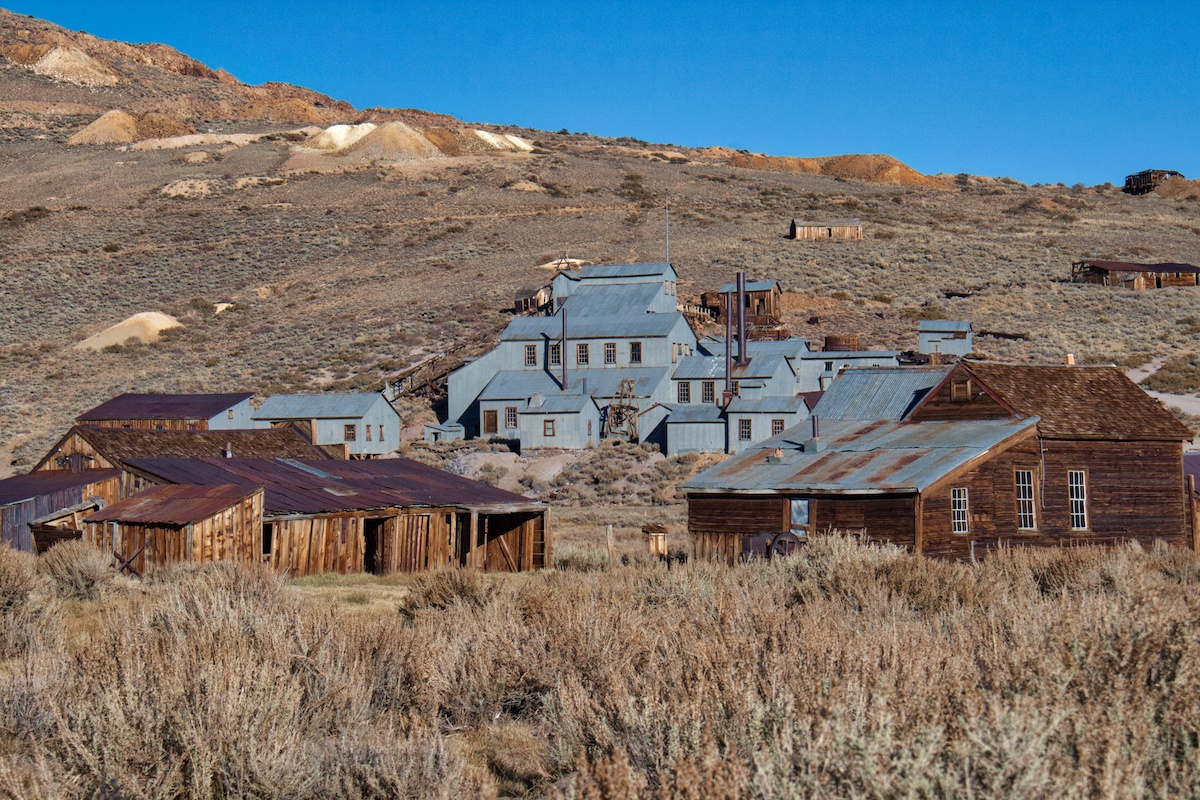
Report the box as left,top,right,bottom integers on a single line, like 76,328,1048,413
0,474,121,553
909,378,1012,422
84,490,263,575
813,496,918,549
1159,273,1200,288
689,494,787,563
86,419,210,431
789,223,863,240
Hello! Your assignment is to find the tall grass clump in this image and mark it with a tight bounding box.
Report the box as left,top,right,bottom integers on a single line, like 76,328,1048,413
37,540,116,601
3,537,1200,796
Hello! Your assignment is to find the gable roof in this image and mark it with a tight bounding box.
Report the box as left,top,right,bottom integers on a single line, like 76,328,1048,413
125,457,542,515
684,417,1038,495
962,362,1194,441
479,367,670,402
500,313,683,341
718,279,779,294
1075,260,1200,275
0,469,120,507
35,425,333,471
253,393,393,421
77,392,253,421
813,366,952,421
84,484,261,526
560,282,665,317
563,262,673,280
919,320,972,333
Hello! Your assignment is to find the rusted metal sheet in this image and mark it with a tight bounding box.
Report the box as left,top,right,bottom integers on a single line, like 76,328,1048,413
1073,260,1200,275
77,393,253,421
85,483,261,526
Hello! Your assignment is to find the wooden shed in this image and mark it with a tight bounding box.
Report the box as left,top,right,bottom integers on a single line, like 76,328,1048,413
83,484,265,576
123,457,551,577
75,392,261,431
788,218,863,240
1071,260,1200,290
1123,169,1183,195
0,470,121,553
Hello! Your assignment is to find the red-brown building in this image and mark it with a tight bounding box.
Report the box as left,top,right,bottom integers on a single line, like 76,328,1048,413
685,362,1196,562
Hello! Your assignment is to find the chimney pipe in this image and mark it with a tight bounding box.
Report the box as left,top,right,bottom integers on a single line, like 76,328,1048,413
812,414,819,440
736,271,748,365
724,290,733,402
224,442,233,458
1065,353,1075,366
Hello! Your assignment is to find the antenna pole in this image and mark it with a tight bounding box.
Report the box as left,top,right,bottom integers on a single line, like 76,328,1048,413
665,199,670,263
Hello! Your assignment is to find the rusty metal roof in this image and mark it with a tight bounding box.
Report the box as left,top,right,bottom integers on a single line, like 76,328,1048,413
1074,260,1200,274
77,392,253,421
684,417,1038,495
813,366,952,421
36,425,333,472
0,469,120,506
124,457,543,516
84,484,261,526
963,362,1195,441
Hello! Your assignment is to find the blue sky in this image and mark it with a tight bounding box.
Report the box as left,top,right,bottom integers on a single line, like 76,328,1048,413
9,1,1199,185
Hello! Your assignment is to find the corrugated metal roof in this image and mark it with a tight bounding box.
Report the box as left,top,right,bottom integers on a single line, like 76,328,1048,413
125,458,543,515
84,484,260,526
963,362,1195,441
717,279,778,293
524,394,594,414
254,393,392,421
561,282,664,317
666,405,724,423
726,396,808,414
918,320,972,333
40,426,333,471
480,367,670,401
78,393,252,421
0,469,120,506
813,366,952,420
673,356,725,380
565,262,672,280
684,417,1038,494
1076,260,1200,274
697,337,810,359
797,350,900,360
500,313,681,341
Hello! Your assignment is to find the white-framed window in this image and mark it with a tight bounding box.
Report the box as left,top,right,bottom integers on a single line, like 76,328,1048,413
771,419,785,436
677,382,691,403
739,418,752,440
543,419,556,437
1015,469,1037,530
576,343,589,365
1068,470,1088,530
702,381,715,403
524,344,537,367
505,406,517,429
951,487,969,534
630,342,642,364
604,342,616,364
549,343,561,366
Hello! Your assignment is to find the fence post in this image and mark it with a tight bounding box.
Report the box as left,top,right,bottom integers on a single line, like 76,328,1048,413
606,523,616,569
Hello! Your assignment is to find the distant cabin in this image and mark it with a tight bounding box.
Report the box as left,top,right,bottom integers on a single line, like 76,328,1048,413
253,393,401,458
1071,260,1200,290
76,392,263,431
788,218,863,240
513,286,552,314
918,320,973,357
1123,169,1184,196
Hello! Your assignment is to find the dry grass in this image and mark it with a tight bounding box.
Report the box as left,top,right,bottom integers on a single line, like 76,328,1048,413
3,537,1200,796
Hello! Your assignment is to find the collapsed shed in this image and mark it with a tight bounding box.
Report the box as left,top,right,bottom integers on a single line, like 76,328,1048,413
0,469,121,553
1071,260,1200,290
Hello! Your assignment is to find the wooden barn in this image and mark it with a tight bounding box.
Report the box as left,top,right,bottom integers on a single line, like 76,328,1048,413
83,484,265,576
75,392,262,430
0,470,121,554
787,218,863,240
700,279,784,333
685,362,1196,562
1123,169,1184,195
120,457,551,576
514,285,553,314
1071,260,1200,290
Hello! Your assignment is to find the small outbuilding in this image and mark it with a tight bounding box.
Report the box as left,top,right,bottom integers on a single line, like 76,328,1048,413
787,218,863,240
918,320,973,358
76,392,263,431
1071,260,1200,290
0,470,121,553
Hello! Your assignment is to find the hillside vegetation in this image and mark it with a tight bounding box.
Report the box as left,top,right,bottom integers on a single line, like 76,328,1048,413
2,538,1200,797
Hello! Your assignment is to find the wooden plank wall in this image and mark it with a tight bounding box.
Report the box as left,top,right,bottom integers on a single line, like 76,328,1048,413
35,433,115,472
87,419,209,431
689,494,787,564
0,474,121,553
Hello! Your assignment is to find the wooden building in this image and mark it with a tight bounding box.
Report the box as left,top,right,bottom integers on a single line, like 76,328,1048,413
788,218,863,240
514,286,552,314
120,457,551,577
685,362,1196,562
0,470,121,553
1123,169,1184,195
83,484,265,576
700,279,785,333
1071,260,1200,290
252,393,401,458
75,392,262,430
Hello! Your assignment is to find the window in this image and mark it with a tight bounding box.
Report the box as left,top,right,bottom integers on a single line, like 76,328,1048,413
505,406,518,429
1068,470,1088,530
378,424,384,441
262,524,273,557
344,424,357,442
630,342,642,364
1015,469,1037,530
790,499,810,531
576,343,589,365
731,380,740,396
677,382,691,403
604,342,616,364
772,419,785,436
739,418,752,440
524,344,537,367
366,425,373,441
950,379,972,402
544,419,556,437
587,419,593,436
227,409,235,419
952,487,969,534
824,361,834,372
702,381,715,403
549,343,562,366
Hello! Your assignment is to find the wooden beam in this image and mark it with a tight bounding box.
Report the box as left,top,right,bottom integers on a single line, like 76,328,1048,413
1189,475,1198,554
913,494,925,556
469,511,480,569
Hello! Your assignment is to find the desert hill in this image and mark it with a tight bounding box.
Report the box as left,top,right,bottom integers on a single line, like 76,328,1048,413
0,10,1198,476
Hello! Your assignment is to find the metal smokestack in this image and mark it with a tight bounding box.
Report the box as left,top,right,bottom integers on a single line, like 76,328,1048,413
736,271,748,366
561,303,568,390
724,290,733,403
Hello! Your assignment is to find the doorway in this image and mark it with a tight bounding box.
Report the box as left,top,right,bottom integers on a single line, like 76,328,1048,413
363,519,385,574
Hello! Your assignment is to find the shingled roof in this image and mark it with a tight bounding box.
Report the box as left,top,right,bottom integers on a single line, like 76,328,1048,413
963,362,1193,441
77,392,253,421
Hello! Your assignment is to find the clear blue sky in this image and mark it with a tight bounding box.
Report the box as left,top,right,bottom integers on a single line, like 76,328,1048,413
8,1,1199,185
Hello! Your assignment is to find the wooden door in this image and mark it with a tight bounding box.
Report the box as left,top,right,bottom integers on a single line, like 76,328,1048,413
483,410,498,435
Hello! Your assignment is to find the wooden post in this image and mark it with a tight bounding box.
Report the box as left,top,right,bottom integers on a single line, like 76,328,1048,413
606,523,615,569
1189,475,1198,553
470,511,480,569
913,494,924,555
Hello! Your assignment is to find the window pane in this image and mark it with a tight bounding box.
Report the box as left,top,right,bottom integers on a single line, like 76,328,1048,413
630,342,642,364
604,342,616,364
1015,470,1036,530
952,487,969,534
790,499,809,529
549,344,561,366
1068,470,1087,530
577,343,589,365
525,344,537,366
702,381,715,403
739,419,752,440
772,419,784,436
677,382,690,403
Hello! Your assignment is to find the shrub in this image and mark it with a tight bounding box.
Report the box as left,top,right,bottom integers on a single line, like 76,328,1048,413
38,540,117,601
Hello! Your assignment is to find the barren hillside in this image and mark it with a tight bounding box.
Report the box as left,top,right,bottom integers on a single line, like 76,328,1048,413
1,10,1198,476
